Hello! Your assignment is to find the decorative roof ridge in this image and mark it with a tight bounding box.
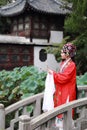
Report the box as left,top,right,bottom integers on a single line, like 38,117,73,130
1,0,26,10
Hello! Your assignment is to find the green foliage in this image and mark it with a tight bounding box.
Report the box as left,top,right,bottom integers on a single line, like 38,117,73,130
77,72,87,98
0,66,46,107
65,0,87,34
73,31,87,74
77,72,87,86
0,64,86,109
0,0,13,6
0,0,7,6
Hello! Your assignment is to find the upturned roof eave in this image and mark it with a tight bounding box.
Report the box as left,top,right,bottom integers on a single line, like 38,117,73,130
0,0,26,17
0,0,71,17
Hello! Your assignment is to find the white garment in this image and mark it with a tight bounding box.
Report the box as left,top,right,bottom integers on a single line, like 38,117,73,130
42,73,55,112
59,58,71,73
55,117,63,130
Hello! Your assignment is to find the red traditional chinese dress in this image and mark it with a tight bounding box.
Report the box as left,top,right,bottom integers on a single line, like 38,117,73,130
53,59,76,110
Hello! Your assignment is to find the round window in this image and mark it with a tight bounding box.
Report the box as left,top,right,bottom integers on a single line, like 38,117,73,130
39,49,47,62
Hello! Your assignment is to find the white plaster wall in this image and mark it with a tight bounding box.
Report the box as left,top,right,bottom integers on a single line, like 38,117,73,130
33,39,48,44
49,31,63,43
34,46,60,72
34,31,63,72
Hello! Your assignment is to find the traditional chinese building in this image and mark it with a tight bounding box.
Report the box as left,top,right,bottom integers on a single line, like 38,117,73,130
0,0,70,70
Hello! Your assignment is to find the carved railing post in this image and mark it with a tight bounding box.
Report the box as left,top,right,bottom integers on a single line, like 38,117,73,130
19,115,31,130
0,104,5,130
64,109,72,130
34,97,42,116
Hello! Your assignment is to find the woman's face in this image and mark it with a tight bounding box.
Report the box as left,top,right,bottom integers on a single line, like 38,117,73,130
61,50,68,60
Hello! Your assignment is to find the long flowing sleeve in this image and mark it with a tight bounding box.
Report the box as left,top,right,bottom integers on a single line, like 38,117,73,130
42,73,55,112
53,62,76,85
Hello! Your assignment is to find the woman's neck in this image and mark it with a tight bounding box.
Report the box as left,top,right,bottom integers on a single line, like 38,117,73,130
62,57,71,62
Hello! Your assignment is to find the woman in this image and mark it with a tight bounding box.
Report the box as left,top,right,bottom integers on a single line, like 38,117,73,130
48,43,77,129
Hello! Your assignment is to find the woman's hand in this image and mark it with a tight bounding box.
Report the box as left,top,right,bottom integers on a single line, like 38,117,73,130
47,68,53,75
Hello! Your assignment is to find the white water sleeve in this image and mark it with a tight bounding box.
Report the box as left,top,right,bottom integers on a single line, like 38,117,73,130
42,73,55,112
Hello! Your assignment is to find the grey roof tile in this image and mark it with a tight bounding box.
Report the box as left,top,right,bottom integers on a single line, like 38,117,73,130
0,0,71,16
28,0,70,14
0,0,26,16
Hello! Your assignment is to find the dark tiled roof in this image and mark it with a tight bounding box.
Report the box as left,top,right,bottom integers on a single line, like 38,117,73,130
0,0,71,16
0,0,26,16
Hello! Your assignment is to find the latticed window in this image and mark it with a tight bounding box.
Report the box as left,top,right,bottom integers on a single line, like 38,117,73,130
0,45,33,70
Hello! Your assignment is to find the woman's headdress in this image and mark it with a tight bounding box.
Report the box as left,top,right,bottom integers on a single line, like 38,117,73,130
62,43,76,57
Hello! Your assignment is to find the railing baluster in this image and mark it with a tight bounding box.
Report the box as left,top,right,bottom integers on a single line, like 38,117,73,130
23,106,27,114
34,97,42,116
0,104,5,130
15,110,19,118
63,109,72,130
19,115,31,130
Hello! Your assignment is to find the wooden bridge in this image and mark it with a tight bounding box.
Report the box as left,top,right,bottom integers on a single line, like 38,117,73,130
0,85,87,130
